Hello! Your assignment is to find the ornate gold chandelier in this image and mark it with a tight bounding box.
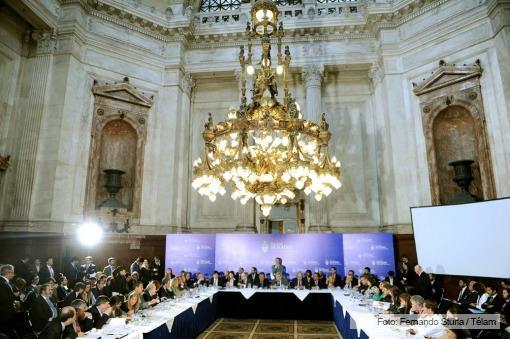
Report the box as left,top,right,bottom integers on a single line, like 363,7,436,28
192,0,341,217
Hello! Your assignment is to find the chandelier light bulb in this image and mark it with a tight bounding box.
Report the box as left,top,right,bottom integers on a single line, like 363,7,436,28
276,65,284,75
261,204,271,216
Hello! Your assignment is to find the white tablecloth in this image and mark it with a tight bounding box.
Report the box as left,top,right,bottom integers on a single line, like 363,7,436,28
80,288,412,339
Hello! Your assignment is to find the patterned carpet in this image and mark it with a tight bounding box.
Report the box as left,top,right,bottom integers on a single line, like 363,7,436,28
197,318,342,339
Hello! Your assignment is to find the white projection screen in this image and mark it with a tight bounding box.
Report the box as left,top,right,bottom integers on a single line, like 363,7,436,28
411,198,510,278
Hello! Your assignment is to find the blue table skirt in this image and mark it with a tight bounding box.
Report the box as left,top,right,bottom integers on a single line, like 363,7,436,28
145,294,369,339
144,294,218,339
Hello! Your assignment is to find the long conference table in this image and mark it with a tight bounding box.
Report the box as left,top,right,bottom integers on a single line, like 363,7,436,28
81,288,412,339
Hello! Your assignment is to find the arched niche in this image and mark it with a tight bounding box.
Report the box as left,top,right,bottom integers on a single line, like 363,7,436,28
85,78,153,223
96,119,138,210
413,60,495,205
432,106,482,204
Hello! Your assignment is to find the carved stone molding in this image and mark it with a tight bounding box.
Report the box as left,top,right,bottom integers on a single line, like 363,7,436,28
413,60,496,205
85,77,153,225
32,30,58,55
302,64,324,87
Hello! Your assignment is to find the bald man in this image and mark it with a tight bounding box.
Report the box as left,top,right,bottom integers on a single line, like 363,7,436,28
39,306,76,339
414,265,432,299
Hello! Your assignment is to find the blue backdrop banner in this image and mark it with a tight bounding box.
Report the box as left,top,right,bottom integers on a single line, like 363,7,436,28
342,233,395,280
165,233,394,278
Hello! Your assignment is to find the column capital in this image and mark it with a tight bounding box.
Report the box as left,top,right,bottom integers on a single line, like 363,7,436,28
302,64,324,87
32,30,57,56
180,72,195,96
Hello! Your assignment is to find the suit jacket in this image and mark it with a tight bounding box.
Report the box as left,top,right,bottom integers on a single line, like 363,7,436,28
0,276,16,326
384,276,396,286
253,277,268,289
430,280,442,301
63,291,81,307
130,262,140,274
271,265,286,278
290,278,306,289
89,306,110,329
414,272,432,299
461,291,479,307
57,285,70,301
303,277,314,289
209,277,224,288
81,264,96,278
457,287,468,302
151,263,164,281
103,265,115,277
270,278,288,288
247,273,258,285
77,316,94,333
38,319,63,339
64,263,80,287
39,265,56,284
158,286,174,299
30,295,55,332
343,277,358,289
311,279,326,289
482,294,503,313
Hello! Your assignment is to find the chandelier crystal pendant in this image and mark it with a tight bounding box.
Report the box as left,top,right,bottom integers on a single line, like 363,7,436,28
192,0,342,217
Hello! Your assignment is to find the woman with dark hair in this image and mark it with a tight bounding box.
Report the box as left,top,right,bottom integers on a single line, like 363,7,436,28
469,282,489,310
139,259,152,286
164,268,175,279
225,271,237,288
81,281,96,307
185,272,195,288
109,295,125,318
364,275,378,298
326,273,340,289
386,287,402,314
304,270,313,289
397,293,411,314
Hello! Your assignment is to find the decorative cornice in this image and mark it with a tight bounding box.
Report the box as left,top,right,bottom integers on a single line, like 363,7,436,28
413,59,483,96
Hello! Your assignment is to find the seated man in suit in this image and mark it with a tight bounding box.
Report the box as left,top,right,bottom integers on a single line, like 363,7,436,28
384,271,396,286
453,279,468,304
89,296,111,329
311,272,326,290
70,299,94,334
253,272,268,289
329,267,342,287
482,284,503,313
30,283,58,332
209,271,224,288
343,270,358,289
458,280,479,309
64,282,85,307
158,277,174,299
290,272,306,290
270,272,288,289
39,306,76,339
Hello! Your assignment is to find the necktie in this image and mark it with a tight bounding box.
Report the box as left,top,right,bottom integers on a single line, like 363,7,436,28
458,289,463,301
49,266,54,278
298,280,301,287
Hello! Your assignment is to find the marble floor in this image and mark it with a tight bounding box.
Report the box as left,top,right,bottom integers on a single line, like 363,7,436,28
197,318,342,339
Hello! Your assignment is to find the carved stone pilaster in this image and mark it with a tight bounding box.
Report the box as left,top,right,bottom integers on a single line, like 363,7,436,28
181,72,195,97
369,62,383,88
302,64,324,122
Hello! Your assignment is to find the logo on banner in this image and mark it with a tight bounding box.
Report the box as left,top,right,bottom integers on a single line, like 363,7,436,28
261,240,269,253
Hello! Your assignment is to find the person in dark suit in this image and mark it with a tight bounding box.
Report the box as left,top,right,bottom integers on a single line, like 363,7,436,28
397,255,412,288
453,279,469,304
247,267,258,286
329,267,342,287
102,257,116,277
428,273,442,302
459,280,479,308
290,272,306,289
413,265,431,299
63,282,84,307
89,296,111,329
311,272,326,290
151,257,164,281
92,277,107,299
0,264,17,335
39,257,56,284
384,271,396,286
270,272,288,289
70,299,93,333
112,266,129,295
343,270,358,289
253,272,268,289
158,277,174,299
130,257,143,275
81,256,96,280
64,257,80,288
209,271,224,288
30,283,58,332
31,258,42,279
14,257,31,281
56,275,70,302
271,258,286,280
482,285,503,313
39,306,76,339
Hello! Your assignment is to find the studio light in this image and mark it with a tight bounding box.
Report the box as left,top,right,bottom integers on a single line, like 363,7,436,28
77,222,103,247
